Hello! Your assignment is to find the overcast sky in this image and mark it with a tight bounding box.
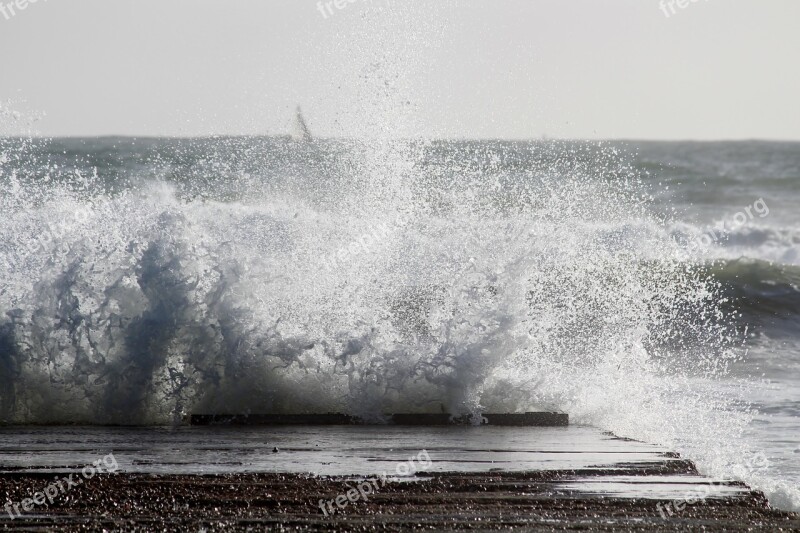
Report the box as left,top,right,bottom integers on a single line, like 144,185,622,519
1,0,799,140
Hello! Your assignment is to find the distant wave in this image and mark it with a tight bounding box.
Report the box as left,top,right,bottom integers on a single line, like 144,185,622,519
704,258,800,324
668,222,800,267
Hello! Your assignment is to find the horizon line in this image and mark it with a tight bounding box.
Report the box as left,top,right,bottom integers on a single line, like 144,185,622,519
3,134,800,143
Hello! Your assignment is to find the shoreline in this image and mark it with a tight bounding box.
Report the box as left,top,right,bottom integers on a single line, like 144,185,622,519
1,468,798,531
1,425,797,530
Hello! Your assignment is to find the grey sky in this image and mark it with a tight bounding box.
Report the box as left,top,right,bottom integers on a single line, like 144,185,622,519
1,0,799,140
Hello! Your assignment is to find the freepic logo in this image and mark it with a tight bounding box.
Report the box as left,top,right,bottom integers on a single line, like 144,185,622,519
3,453,118,520
659,0,710,19
0,0,46,22
316,0,390,20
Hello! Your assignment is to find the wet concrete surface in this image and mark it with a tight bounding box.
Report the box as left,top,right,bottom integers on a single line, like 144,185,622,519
0,425,797,531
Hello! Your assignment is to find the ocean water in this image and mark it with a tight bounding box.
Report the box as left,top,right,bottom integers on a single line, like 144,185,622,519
0,136,798,511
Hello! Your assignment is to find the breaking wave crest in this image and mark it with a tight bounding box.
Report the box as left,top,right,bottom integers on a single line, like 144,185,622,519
0,138,732,423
